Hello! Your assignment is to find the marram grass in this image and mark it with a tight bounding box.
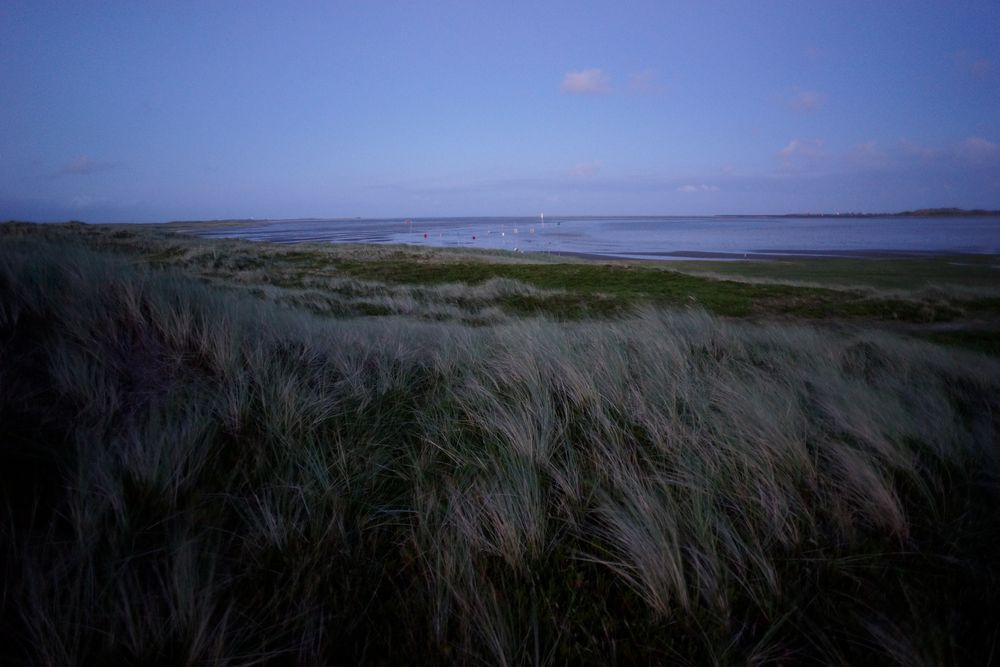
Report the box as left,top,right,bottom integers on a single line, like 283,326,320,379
1,231,999,664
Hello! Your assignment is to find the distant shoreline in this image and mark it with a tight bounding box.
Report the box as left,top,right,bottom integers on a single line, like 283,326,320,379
157,208,1000,227
547,248,992,262
757,208,1000,219
9,208,994,227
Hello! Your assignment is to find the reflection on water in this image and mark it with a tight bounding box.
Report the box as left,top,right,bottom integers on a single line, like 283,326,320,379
190,216,1000,260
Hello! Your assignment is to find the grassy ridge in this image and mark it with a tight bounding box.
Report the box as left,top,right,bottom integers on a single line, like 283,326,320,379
2,224,1000,663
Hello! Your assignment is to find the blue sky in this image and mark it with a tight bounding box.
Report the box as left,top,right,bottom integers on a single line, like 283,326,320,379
2,1,998,222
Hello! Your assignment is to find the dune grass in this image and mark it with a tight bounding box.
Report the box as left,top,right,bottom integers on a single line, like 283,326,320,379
2,224,1000,664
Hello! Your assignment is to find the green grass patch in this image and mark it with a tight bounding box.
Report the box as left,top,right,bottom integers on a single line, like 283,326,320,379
333,258,970,322
667,254,1000,292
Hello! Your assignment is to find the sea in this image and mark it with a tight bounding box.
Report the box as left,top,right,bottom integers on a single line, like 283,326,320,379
188,215,1000,261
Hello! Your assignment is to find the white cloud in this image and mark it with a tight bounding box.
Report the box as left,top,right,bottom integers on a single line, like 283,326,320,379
560,69,611,95
789,90,826,112
676,184,719,193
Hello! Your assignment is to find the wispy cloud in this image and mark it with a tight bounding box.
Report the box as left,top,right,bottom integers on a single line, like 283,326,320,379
69,194,116,209
777,139,825,162
626,69,665,95
789,90,826,112
55,155,116,176
956,136,1000,164
560,68,611,95
849,141,889,168
676,184,719,193
569,160,602,178
898,138,938,160
803,46,825,61
897,136,999,165
393,172,727,198
950,50,993,79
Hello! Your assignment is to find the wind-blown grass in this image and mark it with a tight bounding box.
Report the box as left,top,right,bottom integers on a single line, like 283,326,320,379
1,229,999,664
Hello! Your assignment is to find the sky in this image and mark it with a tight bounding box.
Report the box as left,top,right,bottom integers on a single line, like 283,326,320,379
2,1,999,222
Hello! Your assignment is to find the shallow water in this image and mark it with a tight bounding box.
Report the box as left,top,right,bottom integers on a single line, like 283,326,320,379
191,215,1000,260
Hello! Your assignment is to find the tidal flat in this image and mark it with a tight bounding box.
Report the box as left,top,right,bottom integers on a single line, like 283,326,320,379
2,221,999,664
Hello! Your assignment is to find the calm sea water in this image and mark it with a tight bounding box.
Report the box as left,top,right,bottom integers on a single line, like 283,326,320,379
191,216,1000,260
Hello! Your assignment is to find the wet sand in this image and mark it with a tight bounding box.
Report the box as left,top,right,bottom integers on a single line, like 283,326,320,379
172,216,1000,262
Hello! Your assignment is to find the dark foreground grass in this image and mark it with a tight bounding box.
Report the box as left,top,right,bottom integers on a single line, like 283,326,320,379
915,329,1000,357
2,226,1000,664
